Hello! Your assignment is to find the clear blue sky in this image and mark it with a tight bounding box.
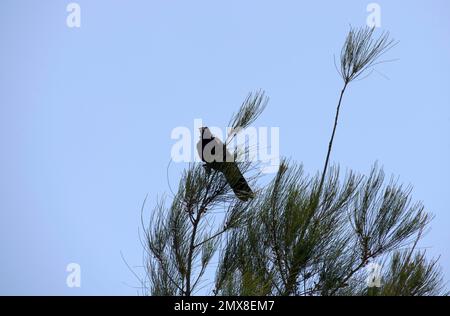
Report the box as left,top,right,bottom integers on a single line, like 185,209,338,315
0,0,449,295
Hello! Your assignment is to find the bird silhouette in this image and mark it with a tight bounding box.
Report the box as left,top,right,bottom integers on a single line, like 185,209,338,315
196,127,254,201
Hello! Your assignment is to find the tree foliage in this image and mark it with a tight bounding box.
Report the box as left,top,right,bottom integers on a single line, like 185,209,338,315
140,27,446,296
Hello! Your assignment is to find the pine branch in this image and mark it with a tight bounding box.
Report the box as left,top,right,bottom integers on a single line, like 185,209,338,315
318,83,348,193
319,26,397,195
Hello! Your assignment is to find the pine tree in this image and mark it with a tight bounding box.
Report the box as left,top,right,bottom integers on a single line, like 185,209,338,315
141,27,446,296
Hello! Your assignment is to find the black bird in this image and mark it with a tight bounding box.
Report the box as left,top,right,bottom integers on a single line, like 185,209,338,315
197,127,254,201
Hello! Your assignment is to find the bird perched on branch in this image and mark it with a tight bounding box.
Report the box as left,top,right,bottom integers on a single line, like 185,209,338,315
197,127,254,201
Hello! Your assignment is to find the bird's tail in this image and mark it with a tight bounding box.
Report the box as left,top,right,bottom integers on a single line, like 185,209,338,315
222,163,254,201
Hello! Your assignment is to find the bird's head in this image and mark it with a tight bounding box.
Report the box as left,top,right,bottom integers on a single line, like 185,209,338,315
199,126,212,139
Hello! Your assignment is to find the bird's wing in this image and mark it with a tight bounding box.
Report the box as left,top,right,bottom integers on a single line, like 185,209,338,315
200,137,231,163
222,163,254,201
212,136,235,163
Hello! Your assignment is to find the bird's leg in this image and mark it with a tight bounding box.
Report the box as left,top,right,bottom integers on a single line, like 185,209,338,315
202,163,212,175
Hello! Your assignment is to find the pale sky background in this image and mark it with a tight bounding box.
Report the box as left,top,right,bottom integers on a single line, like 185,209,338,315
0,0,449,295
